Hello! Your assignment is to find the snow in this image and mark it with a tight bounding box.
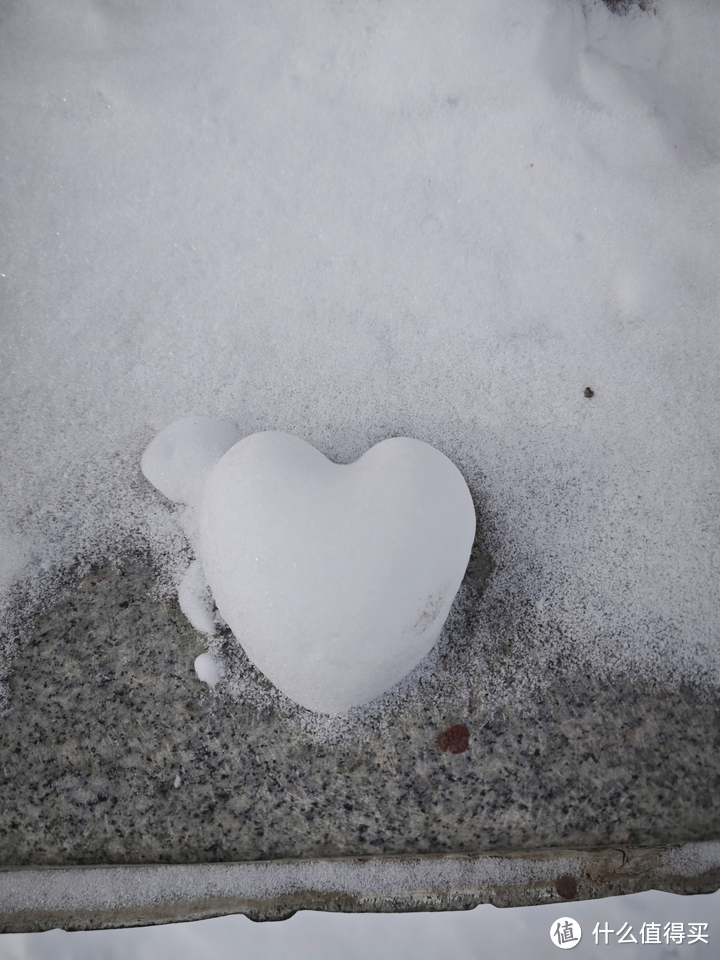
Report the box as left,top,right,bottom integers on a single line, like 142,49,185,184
178,560,216,635
196,431,475,713
1,0,719,712
194,652,224,688
141,417,241,510
143,422,476,712
659,842,720,878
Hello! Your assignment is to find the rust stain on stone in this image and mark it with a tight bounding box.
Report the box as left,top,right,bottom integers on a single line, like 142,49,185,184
438,724,469,754
556,875,578,899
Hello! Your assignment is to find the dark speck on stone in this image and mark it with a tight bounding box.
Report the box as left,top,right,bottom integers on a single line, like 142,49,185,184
438,725,469,755
584,387,594,398
556,875,578,899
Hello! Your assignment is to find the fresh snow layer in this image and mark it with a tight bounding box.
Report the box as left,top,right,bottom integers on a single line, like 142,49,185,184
658,842,720,878
1,0,719,712
198,431,475,713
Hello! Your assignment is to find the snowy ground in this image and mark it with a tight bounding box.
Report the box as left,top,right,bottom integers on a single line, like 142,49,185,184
1,889,719,959
1,0,719,706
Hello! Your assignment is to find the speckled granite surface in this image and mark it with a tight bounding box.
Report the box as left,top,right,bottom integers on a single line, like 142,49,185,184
1,553,718,867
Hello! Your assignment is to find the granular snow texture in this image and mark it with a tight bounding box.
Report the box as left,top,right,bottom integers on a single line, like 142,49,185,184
0,0,719,714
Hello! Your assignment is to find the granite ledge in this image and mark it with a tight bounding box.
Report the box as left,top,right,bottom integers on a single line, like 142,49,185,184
2,842,720,932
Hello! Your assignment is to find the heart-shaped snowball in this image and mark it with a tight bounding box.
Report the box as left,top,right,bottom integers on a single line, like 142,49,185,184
200,432,475,715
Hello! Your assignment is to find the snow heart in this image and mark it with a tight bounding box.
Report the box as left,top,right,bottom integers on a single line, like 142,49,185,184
200,432,475,714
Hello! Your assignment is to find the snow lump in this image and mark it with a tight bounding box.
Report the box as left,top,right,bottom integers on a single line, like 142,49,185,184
144,421,476,714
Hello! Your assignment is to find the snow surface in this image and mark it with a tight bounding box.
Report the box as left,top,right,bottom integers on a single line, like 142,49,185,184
1,0,719,716
197,431,475,713
659,842,720,878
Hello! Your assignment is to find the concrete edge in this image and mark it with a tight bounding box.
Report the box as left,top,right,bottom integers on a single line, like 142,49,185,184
2,843,720,933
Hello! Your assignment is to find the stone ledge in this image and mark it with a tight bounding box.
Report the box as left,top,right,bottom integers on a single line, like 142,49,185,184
2,842,719,933
3,557,719,870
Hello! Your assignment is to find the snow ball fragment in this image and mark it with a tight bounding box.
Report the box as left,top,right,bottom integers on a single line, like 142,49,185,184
178,560,216,635
173,775,182,789
194,652,223,688
141,417,241,509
